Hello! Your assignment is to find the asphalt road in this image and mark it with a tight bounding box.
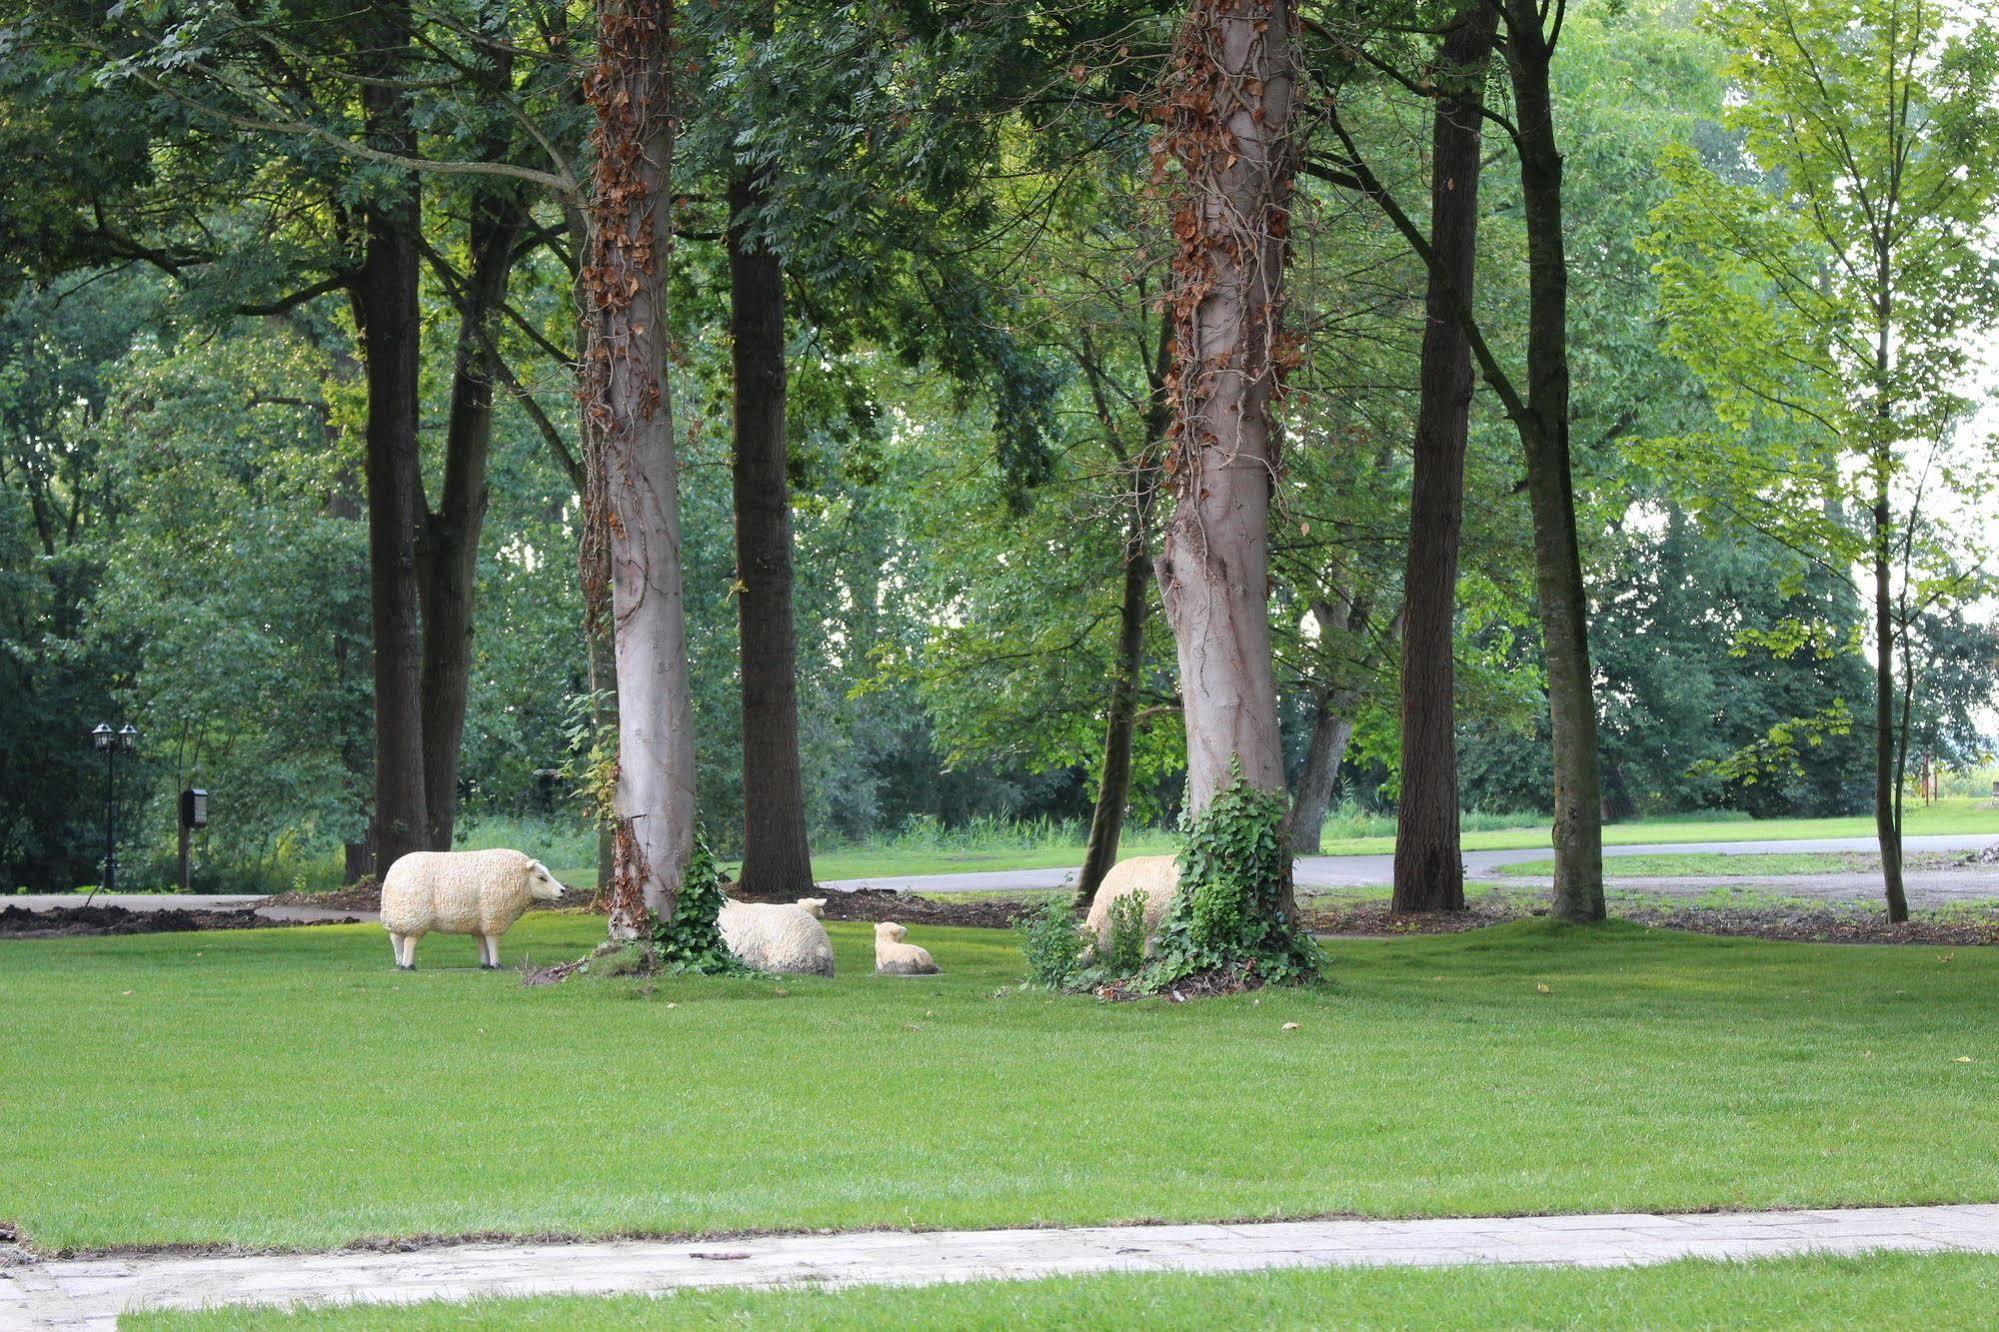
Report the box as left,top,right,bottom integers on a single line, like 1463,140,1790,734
822,833,1999,896
8,833,1998,915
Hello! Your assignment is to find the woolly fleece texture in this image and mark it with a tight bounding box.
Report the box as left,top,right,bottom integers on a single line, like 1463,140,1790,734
717,898,836,976
1085,854,1181,951
874,921,940,975
380,849,567,970
796,897,827,918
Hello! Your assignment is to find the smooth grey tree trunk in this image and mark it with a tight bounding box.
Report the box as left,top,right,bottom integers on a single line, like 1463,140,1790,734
583,0,695,936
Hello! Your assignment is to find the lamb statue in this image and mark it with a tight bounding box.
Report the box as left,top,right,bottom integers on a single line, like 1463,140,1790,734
717,898,836,976
874,921,940,976
379,849,568,971
1085,854,1181,954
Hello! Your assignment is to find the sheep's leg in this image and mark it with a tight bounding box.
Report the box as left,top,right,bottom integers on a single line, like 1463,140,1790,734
395,934,416,971
480,934,500,970
389,933,406,970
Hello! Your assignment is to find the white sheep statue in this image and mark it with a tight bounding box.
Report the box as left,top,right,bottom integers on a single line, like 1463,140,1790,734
1085,854,1181,954
380,849,568,971
717,897,836,976
874,921,940,976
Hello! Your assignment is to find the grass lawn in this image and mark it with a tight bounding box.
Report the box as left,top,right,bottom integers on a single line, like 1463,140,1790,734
127,1251,1999,1330
4,917,1997,1253
1497,851,1963,878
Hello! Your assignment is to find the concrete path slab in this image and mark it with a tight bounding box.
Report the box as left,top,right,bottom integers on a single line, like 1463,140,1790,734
7,1203,1999,1327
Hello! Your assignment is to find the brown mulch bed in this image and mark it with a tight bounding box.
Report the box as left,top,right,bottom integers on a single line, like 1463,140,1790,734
1619,904,1999,945
812,887,1034,929
0,904,362,939
262,879,383,911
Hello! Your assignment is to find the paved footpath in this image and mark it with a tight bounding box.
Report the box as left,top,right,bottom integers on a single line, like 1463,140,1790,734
7,1204,1999,1328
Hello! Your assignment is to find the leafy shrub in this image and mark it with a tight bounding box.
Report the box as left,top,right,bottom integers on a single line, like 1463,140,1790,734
1016,892,1091,988
648,838,752,975
1147,765,1320,990
1104,888,1148,976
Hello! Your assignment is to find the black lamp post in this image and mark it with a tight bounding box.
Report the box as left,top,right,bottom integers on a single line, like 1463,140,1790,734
89,722,138,901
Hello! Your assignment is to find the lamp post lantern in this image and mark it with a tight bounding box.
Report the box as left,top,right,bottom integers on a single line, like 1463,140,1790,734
89,721,138,901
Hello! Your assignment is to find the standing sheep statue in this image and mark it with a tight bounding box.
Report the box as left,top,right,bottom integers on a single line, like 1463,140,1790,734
380,849,568,971
874,921,940,976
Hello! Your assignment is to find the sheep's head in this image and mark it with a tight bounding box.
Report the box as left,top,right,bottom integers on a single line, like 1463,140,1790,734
875,921,907,942
797,897,827,918
527,860,568,903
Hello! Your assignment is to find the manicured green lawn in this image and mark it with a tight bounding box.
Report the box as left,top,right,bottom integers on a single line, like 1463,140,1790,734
129,1251,1999,1330
1497,851,1958,878
4,916,1996,1253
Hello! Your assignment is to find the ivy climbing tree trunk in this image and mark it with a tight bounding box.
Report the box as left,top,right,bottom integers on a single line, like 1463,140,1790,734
1153,0,1296,820
582,0,695,937
352,0,428,873
1393,4,1495,914
728,166,816,901
1502,0,1603,923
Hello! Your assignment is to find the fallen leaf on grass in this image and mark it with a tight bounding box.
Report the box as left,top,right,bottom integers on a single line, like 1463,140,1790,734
1281,1022,1300,1031
1535,983,1551,994
1955,1056,1974,1063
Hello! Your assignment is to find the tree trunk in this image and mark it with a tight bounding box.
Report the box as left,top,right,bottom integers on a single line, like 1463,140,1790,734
1155,0,1295,819
1873,494,1908,921
1502,3,1603,923
420,186,525,850
1076,471,1159,908
1393,5,1496,914
582,0,695,937
1288,690,1355,857
728,168,815,900
353,3,428,873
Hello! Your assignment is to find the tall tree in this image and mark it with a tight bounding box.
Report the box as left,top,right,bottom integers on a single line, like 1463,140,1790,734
351,0,430,870
1646,0,1999,921
1312,0,1606,921
1154,0,1297,814
727,161,815,900
1392,4,1496,912
582,0,697,935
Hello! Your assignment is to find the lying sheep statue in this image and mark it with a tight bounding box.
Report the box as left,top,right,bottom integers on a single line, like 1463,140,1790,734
874,921,940,976
717,897,836,976
1085,854,1181,954
380,849,568,971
